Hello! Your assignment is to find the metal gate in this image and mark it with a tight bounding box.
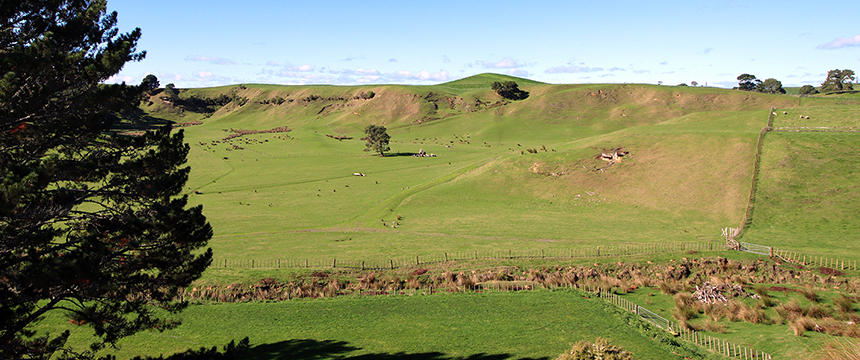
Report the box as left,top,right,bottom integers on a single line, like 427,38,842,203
637,305,670,330
739,242,771,256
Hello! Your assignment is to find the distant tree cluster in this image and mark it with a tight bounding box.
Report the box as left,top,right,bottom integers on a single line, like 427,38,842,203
735,74,785,94
358,91,375,99
491,81,529,100
734,68,854,96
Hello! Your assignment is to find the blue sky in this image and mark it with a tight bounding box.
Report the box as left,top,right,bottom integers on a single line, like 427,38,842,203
107,1,860,88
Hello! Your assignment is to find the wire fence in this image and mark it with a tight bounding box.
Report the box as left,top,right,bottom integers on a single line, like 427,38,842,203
739,242,858,271
595,288,773,360
210,240,723,270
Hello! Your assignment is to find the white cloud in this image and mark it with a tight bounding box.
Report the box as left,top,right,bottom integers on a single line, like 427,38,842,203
291,64,315,72
545,64,603,73
503,69,530,77
818,35,860,49
476,58,527,69
184,55,237,65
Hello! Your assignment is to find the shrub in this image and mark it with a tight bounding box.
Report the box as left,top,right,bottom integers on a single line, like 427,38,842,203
738,303,769,324
798,85,819,95
491,81,529,100
556,338,633,360
700,319,726,333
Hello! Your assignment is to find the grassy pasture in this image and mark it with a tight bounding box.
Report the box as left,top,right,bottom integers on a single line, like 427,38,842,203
158,76,828,264
67,74,856,360
40,290,709,360
743,132,859,256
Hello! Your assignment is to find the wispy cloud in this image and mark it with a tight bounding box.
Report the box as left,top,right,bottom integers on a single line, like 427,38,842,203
503,69,530,77
184,55,237,65
388,58,398,63
659,61,668,66
261,66,449,85
340,56,363,62
818,35,860,49
289,64,315,72
702,48,714,54
265,61,280,67
475,58,527,69
545,63,604,73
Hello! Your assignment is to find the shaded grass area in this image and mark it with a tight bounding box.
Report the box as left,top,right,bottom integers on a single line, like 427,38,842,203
41,290,705,360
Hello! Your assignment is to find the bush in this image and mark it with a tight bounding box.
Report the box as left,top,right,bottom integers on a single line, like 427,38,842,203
556,338,633,360
798,85,819,95
491,81,529,100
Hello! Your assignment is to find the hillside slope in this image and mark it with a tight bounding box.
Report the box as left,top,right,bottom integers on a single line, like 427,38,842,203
138,74,852,260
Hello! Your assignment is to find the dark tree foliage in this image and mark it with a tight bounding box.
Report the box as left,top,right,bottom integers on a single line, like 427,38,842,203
757,78,786,94
140,74,159,94
736,74,761,91
798,85,819,95
0,1,213,359
821,69,855,92
162,83,179,102
491,81,529,100
363,124,390,156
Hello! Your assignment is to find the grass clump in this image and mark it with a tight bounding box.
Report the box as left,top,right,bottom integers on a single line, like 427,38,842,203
556,338,633,360
815,339,860,360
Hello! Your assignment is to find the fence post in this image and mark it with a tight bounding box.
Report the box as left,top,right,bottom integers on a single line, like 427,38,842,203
416,255,419,265
251,259,254,268
278,259,280,268
444,252,448,262
361,261,365,270
224,258,227,267
333,258,336,268
390,259,394,269
769,247,773,257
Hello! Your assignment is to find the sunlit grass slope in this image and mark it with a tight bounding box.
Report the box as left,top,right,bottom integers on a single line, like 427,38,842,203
139,74,856,261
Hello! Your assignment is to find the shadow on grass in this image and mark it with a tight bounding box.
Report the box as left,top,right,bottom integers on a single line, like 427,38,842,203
247,338,549,360
383,152,419,157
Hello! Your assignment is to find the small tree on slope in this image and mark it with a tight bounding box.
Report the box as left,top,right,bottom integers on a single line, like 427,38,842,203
364,124,390,156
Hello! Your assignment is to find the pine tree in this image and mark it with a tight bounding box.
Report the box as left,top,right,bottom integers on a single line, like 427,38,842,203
0,1,213,358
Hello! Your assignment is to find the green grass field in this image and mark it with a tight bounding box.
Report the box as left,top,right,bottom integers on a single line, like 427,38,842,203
153,75,848,264
36,74,860,359
40,290,711,360
744,124,859,256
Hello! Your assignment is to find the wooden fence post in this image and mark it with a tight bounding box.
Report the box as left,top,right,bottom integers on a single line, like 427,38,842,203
333,258,336,268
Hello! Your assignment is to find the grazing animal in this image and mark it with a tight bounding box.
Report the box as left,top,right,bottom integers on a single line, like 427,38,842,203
353,172,365,176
